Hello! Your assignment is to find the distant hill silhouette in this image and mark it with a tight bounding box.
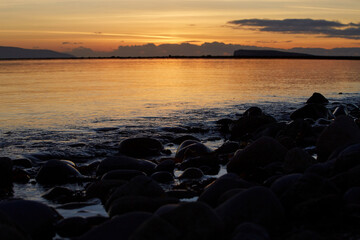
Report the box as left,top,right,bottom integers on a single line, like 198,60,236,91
234,49,313,57
0,46,74,59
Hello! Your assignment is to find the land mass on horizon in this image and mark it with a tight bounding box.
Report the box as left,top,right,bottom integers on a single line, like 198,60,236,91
0,46,74,59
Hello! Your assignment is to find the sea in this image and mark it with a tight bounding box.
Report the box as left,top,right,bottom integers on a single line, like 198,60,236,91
0,58,360,219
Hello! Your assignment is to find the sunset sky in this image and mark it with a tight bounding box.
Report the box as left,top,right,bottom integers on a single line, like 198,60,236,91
1,0,360,52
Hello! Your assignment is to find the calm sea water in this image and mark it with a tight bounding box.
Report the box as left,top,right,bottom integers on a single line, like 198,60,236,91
1,59,360,159
0,58,359,219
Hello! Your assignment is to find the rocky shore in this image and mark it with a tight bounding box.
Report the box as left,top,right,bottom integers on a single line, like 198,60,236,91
1,92,360,240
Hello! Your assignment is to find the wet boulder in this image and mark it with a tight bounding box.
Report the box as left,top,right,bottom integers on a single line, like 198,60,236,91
56,217,90,238
178,167,204,180
215,186,285,233
77,212,153,240
101,169,146,181
0,157,13,189
158,202,224,240
232,222,270,240
172,135,200,145
215,141,241,155
290,104,331,120
283,148,315,173
119,137,164,157
333,143,360,174
306,92,329,104
333,105,348,117
175,140,212,162
155,159,175,173
41,186,74,203
96,155,157,176
270,173,303,197
227,137,287,177
198,173,252,208
0,200,62,240
36,159,82,184
229,109,277,139
151,171,174,183
0,223,29,240
316,115,360,162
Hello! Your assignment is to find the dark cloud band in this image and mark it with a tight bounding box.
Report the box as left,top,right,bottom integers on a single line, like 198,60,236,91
228,18,360,40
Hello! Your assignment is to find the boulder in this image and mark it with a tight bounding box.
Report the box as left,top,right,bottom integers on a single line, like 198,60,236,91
0,157,13,189
316,116,360,162
96,155,157,176
232,222,270,240
76,212,153,240
175,141,212,162
215,186,285,233
283,148,315,173
151,171,174,183
119,137,164,157
56,217,90,238
306,92,329,104
227,137,287,177
101,169,146,181
35,160,82,184
0,200,62,240
178,168,204,180
290,104,331,120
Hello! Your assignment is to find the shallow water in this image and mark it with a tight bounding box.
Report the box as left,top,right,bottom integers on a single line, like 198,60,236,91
1,58,360,220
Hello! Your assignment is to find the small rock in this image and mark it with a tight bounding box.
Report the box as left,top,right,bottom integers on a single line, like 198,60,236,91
178,168,204,180
101,169,146,181
283,148,315,173
119,137,164,157
151,171,174,183
155,159,175,173
42,186,74,202
175,141,212,162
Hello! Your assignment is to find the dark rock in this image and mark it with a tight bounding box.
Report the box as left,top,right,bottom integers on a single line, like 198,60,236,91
283,148,315,173
179,155,219,170
41,186,74,202
178,167,204,180
76,212,153,240
217,188,245,204
333,143,360,174
108,196,179,217
216,118,234,133
166,190,198,199
101,169,146,181
11,158,32,168
243,106,263,117
0,223,29,240
175,141,212,162
86,179,126,201
215,141,241,154
35,159,82,184
105,175,165,209
253,122,287,140
344,187,360,205
227,137,287,177
333,105,348,117
0,200,62,240
130,215,180,240
96,155,157,176
232,222,270,240
276,119,314,147
56,217,90,238
0,157,13,189
229,112,277,139
199,165,221,175
306,92,329,104
151,171,174,183
119,137,164,157
317,116,360,162
216,186,285,233
285,230,323,240
159,202,224,240
198,173,252,208
172,135,200,145
290,104,331,120
270,173,303,197
12,168,30,184
155,159,175,173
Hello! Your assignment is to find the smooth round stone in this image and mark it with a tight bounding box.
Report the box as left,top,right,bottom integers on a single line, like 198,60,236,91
96,155,157,176
56,217,90,238
178,167,204,180
119,137,164,157
155,159,175,173
283,148,314,173
12,158,32,168
215,141,241,154
216,186,285,233
232,222,270,240
0,200,62,240
333,143,360,174
172,135,200,145
77,212,153,240
333,105,348,117
35,159,82,184
101,169,146,181
175,140,212,162
316,115,360,162
158,202,224,240
344,187,360,205
270,173,303,197
151,171,174,183
227,136,287,177
0,157,13,188
0,224,29,240
243,106,263,117
41,186,74,202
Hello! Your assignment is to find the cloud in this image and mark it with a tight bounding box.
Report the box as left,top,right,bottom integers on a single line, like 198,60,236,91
227,18,360,40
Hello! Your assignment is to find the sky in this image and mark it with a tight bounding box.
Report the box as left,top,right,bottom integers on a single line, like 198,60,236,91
1,0,360,53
